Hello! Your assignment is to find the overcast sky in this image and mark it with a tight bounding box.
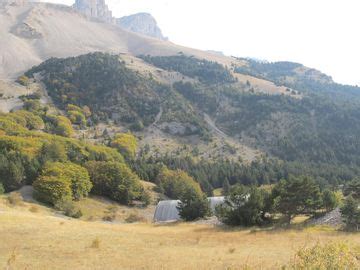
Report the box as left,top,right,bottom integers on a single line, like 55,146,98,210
44,0,359,86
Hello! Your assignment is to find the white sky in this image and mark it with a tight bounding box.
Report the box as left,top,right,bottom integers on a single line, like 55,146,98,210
43,0,360,86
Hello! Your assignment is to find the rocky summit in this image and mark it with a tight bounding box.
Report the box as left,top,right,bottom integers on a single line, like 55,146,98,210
73,0,113,23
117,12,167,40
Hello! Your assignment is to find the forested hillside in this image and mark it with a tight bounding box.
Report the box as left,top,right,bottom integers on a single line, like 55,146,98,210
19,52,360,192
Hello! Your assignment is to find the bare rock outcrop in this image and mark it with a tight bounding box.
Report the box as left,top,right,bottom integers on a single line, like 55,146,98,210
73,0,114,23
117,13,167,40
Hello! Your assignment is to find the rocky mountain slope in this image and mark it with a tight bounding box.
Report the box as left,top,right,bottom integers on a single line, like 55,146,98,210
117,13,167,41
73,0,113,23
0,1,234,80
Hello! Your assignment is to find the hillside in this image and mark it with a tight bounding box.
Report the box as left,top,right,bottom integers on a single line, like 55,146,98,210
24,53,360,183
0,1,236,80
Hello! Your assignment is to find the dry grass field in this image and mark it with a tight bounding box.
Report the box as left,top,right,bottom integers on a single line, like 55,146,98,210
1,194,360,270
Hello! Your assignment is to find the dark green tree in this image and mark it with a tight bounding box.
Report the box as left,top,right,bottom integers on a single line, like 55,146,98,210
216,185,268,226
222,178,231,196
340,196,360,231
322,189,338,212
344,179,360,199
177,189,210,221
271,176,322,224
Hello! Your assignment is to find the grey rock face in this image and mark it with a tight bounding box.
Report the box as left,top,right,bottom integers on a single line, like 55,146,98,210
117,13,166,40
0,0,27,7
73,0,114,24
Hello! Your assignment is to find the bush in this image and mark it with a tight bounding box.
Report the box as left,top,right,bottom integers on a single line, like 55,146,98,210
55,199,82,218
157,168,203,200
177,189,210,221
33,162,92,205
0,154,25,192
322,189,339,212
125,213,146,223
341,196,360,231
40,140,67,163
271,176,322,224
85,161,143,205
290,242,360,269
102,205,118,222
111,133,138,159
216,185,268,226
0,183,4,194
46,115,74,137
33,175,72,205
67,110,86,127
7,193,24,206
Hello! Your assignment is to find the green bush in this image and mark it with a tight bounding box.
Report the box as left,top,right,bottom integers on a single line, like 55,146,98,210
177,189,209,221
33,162,92,205
157,168,203,200
322,189,339,212
0,153,25,192
33,175,72,205
39,140,67,163
216,185,268,226
271,176,322,224
0,183,4,194
111,133,138,159
85,161,143,205
341,196,360,230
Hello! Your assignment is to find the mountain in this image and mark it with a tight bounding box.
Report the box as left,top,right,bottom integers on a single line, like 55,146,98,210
2,0,360,189
0,1,233,80
117,13,167,41
73,0,113,24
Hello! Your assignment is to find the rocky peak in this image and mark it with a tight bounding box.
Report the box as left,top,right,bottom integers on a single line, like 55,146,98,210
73,0,113,24
0,0,27,7
117,13,167,40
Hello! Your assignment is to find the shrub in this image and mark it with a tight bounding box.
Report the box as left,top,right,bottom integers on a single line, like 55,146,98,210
7,193,24,206
157,168,203,200
103,205,118,222
33,175,72,205
33,162,92,205
111,133,138,159
29,205,39,213
55,199,82,218
90,237,101,249
322,189,339,212
46,115,74,137
216,185,268,226
85,161,143,205
341,196,360,231
0,183,4,194
125,213,146,223
39,140,67,163
290,242,360,269
67,110,86,127
271,176,322,224
0,154,25,192
17,75,30,86
177,189,210,221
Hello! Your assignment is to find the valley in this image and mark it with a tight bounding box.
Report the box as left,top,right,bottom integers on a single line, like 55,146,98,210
1,0,360,269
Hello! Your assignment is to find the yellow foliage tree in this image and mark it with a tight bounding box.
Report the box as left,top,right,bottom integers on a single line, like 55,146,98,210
111,133,138,159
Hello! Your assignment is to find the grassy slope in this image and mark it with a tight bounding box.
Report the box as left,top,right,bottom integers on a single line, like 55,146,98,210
1,196,359,270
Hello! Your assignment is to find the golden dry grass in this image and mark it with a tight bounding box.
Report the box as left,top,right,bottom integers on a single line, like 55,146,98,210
1,196,360,270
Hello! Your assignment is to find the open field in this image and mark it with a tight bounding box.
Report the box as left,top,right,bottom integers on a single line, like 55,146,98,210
1,196,360,270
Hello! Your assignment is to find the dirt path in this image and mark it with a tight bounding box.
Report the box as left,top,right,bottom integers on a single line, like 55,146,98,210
204,113,260,162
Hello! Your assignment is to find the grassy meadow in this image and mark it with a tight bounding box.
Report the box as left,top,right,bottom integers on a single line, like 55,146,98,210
1,195,360,270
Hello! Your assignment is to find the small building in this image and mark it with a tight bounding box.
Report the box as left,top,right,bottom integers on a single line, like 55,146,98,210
153,200,181,222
